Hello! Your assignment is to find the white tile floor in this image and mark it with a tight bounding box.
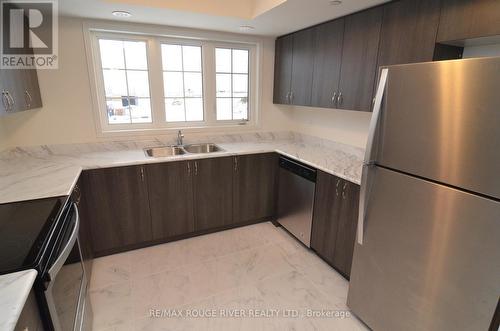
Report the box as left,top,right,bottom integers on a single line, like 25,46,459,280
89,222,369,331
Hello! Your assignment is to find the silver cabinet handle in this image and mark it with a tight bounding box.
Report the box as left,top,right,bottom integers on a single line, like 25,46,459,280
357,68,389,245
1,90,9,110
331,91,337,105
335,179,340,196
342,182,347,199
187,162,191,175
234,157,238,172
6,91,14,109
337,91,343,106
25,90,32,108
194,161,198,176
285,92,290,103
140,167,145,181
289,91,294,103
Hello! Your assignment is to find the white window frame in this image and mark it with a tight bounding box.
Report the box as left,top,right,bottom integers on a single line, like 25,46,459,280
84,22,261,137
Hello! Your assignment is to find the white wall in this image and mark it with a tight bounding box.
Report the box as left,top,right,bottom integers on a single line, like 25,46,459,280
0,17,369,150
463,43,500,58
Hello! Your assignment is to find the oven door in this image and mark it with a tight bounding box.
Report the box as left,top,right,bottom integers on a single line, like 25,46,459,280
44,203,88,331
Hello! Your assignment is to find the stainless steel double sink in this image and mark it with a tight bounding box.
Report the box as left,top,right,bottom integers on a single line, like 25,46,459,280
144,143,224,157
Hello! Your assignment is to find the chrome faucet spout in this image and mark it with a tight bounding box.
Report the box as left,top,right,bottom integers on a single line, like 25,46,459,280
177,130,184,146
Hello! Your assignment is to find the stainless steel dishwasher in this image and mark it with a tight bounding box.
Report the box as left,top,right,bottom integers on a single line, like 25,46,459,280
277,156,316,247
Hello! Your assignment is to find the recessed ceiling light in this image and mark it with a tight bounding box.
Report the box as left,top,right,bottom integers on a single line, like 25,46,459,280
329,0,342,5
112,10,132,18
239,25,255,32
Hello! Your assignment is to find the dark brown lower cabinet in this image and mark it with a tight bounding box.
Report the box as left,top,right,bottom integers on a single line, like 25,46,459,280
78,154,278,256
193,157,234,231
146,161,195,241
311,170,360,278
81,165,152,255
233,153,278,224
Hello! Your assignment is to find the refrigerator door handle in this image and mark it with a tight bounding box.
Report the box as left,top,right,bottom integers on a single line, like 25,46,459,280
363,68,389,165
358,69,388,245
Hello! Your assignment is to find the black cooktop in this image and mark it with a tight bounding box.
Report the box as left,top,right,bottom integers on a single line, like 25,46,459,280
0,196,67,275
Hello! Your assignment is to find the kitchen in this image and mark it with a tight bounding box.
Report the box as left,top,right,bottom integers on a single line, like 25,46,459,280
0,0,499,330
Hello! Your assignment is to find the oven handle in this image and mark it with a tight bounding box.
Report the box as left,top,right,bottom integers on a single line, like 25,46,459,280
48,203,80,280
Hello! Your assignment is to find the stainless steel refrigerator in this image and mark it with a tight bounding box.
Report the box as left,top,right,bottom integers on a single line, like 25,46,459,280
347,57,500,331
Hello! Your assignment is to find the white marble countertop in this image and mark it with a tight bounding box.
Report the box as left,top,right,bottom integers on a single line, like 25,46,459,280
0,270,37,331
0,132,365,204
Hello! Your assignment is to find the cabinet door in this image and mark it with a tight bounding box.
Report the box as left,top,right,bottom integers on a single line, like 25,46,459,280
289,27,315,106
332,180,360,278
273,35,293,104
233,153,278,224
377,0,441,67
437,0,500,42
82,166,152,255
193,157,233,231
311,19,345,108
311,171,343,265
146,161,195,240
338,6,382,112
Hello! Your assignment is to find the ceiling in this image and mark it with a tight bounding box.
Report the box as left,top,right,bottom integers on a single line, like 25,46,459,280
59,0,391,37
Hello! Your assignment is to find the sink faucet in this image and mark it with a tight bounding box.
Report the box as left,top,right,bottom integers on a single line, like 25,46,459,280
177,130,184,146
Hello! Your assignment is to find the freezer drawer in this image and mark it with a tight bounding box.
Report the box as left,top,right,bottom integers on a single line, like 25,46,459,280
375,57,500,199
348,167,500,331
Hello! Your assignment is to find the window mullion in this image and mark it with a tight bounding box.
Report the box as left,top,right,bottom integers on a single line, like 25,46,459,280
148,37,165,128
204,43,216,125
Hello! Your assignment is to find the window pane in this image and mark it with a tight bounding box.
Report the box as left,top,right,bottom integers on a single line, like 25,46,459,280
233,97,248,120
124,41,147,70
165,98,185,122
184,72,202,97
233,49,248,73
185,98,203,121
216,98,232,120
99,40,125,69
130,98,152,123
163,72,184,97
127,71,150,97
106,99,130,124
103,69,127,97
161,44,182,71
216,74,231,97
216,48,231,73
183,46,202,72
232,74,248,98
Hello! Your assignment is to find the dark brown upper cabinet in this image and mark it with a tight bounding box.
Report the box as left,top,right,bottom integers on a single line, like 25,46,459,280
81,165,152,256
273,28,315,106
337,6,383,112
311,171,360,279
311,19,345,108
233,153,278,224
273,35,293,104
0,68,42,115
192,157,234,231
288,27,315,106
437,0,500,43
0,13,42,115
274,6,381,112
377,0,442,68
146,161,195,241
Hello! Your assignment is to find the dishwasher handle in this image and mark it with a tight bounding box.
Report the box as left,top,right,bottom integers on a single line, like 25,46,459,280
279,156,317,182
